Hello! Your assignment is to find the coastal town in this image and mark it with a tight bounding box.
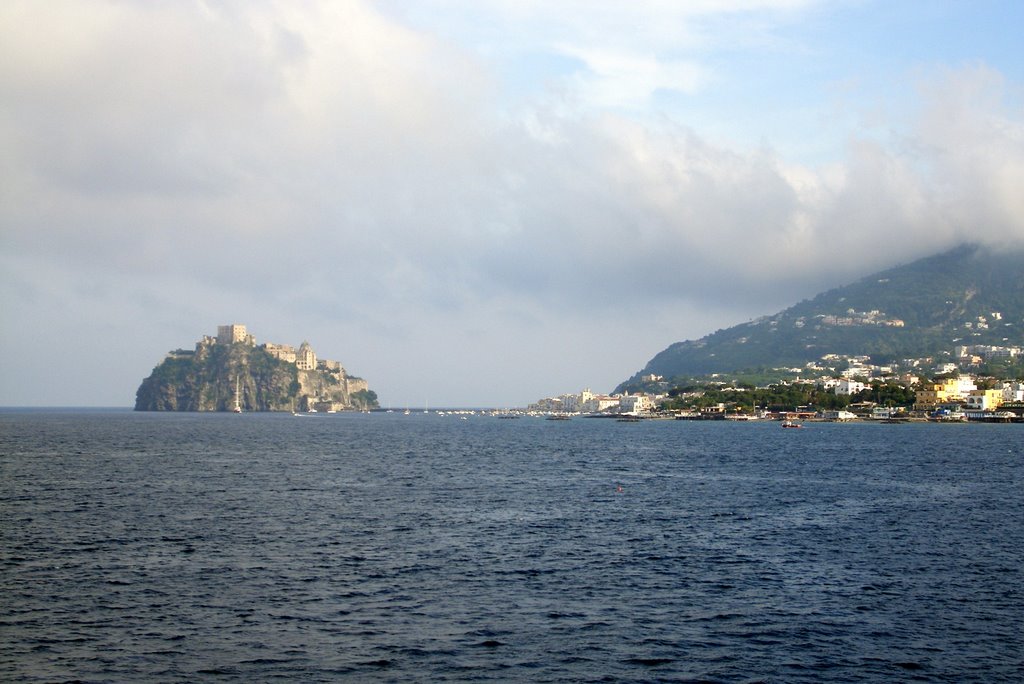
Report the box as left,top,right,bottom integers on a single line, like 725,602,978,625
526,346,1024,423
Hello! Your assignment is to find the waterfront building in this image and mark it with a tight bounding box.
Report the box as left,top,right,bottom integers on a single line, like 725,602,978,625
966,389,1004,411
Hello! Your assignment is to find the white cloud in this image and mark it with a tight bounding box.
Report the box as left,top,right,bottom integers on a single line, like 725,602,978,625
1,1,1022,406
556,46,706,109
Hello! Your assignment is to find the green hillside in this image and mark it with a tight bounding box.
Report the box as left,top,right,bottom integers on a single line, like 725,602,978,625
135,338,377,412
616,244,1024,392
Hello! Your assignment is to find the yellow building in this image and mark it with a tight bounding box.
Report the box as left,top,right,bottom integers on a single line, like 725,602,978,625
915,378,960,407
966,389,1004,411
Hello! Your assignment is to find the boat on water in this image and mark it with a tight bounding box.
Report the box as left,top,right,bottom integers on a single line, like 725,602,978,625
781,419,803,429
928,408,967,422
546,414,571,421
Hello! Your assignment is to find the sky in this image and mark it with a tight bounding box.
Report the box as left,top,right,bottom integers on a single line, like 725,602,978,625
2,1,1023,408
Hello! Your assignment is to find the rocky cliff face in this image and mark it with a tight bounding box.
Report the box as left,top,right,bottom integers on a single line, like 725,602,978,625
134,341,373,411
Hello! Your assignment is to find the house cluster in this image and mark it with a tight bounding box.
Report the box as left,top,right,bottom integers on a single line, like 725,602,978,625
954,343,1021,364
199,324,345,375
779,354,1024,416
528,388,656,416
913,376,1024,412
548,353,1024,421
817,309,905,328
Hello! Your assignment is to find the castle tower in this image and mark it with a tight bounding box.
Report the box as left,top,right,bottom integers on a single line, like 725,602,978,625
217,324,250,345
296,341,317,371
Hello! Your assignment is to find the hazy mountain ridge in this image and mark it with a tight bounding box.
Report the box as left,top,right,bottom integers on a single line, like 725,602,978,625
617,244,1024,392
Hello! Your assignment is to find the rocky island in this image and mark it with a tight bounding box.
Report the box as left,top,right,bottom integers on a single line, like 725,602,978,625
134,324,377,412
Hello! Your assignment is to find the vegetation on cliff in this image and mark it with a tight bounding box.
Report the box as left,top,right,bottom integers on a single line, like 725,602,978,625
135,338,377,412
135,342,299,411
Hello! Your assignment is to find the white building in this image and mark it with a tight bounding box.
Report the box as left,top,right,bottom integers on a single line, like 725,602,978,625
822,410,857,421
835,379,866,396
954,375,977,398
555,389,591,413
580,395,620,413
1002,381,1024,403
619,394,654,415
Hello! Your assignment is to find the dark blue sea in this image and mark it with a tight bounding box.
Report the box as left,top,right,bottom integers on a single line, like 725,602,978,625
1,410,1022,682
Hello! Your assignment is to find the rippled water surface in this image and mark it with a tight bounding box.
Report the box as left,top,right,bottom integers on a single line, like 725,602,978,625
2,410,1022,682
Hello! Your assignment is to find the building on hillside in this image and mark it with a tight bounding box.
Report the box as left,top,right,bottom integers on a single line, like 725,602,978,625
296,341,317,371
217,324,254,345
840,366,870,379
896,373,920,387
1002,381,1024,403
263,342,297,363
817,378,841,390
835,379,866,396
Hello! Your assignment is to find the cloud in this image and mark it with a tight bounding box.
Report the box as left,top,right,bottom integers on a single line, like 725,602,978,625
1,1,1022,406
912,65,1024,246
555,46,706,109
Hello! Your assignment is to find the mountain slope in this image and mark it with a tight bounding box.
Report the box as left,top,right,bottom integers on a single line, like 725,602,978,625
617,244,1024,391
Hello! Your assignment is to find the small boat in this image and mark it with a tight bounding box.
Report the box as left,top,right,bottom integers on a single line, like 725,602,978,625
781,419,802,429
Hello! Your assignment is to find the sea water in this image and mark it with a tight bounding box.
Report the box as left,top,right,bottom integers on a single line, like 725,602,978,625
1,409,1022,682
